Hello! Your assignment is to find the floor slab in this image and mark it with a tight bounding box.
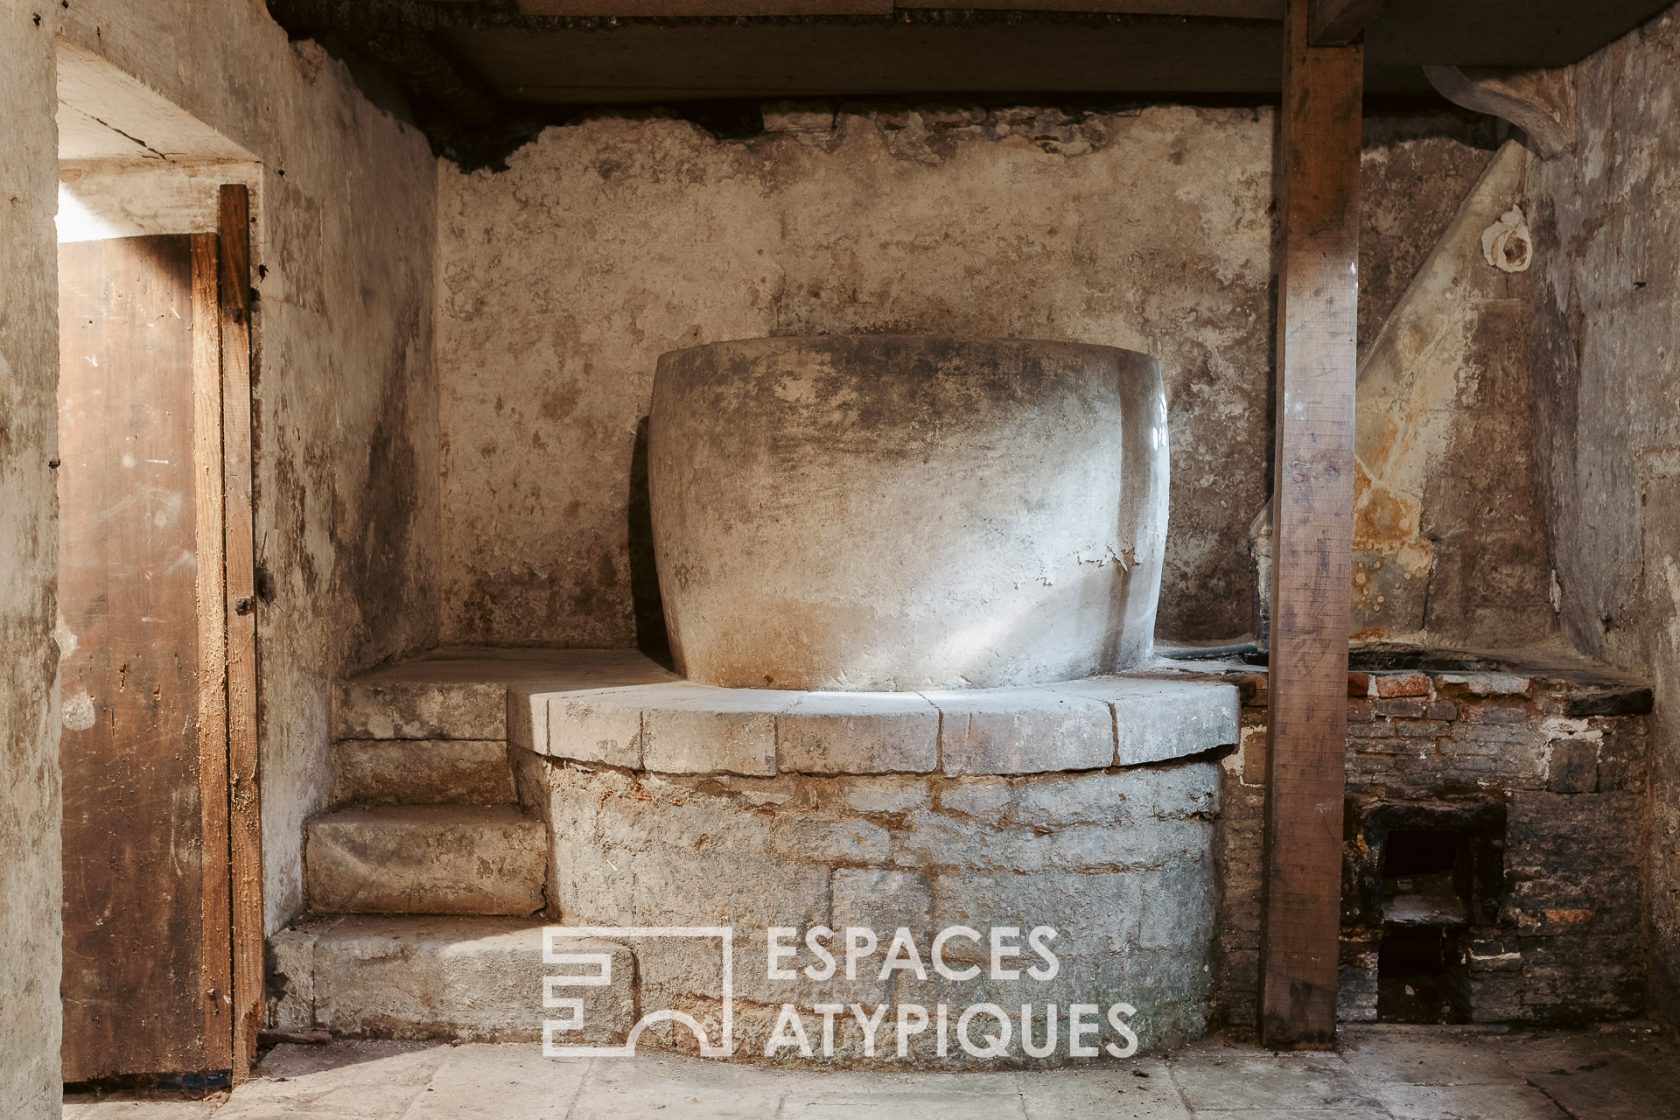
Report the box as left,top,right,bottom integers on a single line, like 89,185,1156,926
60,1023,1680,1120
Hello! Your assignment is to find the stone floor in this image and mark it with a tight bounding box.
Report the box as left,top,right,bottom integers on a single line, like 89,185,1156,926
62,1023,1680,1119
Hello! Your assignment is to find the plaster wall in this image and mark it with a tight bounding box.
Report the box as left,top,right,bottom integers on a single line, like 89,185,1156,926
1,21,442,1099
1531,4,1680,1022
437,105,1500,649
56,0,444,937
1349,140,1555,645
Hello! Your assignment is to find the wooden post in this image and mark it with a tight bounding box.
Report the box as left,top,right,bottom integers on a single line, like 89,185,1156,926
1260,0,1363,1049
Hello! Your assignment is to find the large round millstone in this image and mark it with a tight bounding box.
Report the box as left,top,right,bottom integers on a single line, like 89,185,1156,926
649,335,1168,691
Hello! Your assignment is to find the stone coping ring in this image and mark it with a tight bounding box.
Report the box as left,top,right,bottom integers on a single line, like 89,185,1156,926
512,675,1239,779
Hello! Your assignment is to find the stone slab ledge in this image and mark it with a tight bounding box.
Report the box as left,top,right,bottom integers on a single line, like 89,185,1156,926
512,674,1240,778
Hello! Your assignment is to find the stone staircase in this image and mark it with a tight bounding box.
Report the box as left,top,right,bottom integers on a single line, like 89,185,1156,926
268,648,671,1041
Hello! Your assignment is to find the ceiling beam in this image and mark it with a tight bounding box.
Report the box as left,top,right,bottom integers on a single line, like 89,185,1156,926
1308,0,1385,44
517,0,1280,13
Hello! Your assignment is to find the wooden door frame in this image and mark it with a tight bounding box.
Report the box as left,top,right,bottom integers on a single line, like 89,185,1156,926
190,230,236,1079
211,184,263,1081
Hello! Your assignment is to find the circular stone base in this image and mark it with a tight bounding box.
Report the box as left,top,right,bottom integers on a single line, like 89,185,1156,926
518,674,1238,1066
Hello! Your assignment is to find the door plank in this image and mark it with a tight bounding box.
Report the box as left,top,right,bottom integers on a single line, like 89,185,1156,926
59,235,213,1082
1260,0,1363,1049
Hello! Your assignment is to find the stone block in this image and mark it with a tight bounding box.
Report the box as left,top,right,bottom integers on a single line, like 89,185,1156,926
267,925,318,1033
927,687,1114,775
839,776,930,815
1150,761,1221,820
936,781,1015,821
1138,859,1215,950
506,685,545,754
543,691,645,768
545,768,829,931
334,680,507,741
1051,677,1240,765
776,692,938,774
931,869,1144,956
333,739,516,806
1046,818,1211,872
636,684,788,776
893,809,1045,872
1009,771,1140,827
1547,737,1599,793
279,915,633,1043
831,868,933,932
306,805,546,916
771,816,891,866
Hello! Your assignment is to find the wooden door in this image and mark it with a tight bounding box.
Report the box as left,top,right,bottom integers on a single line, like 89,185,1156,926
58,233,233,1086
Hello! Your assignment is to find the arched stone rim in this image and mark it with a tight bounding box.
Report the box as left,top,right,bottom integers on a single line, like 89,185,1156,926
513,675,1239,779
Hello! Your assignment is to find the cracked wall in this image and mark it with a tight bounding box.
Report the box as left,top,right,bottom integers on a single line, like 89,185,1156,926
1530,4,1680,1024
437,104,1497,650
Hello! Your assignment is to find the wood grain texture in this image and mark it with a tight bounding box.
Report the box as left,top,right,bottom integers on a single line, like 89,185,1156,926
218,184,264,1081
58,235,210,1082
520,0,891,14
895,0,1280,14
191,233,235,1075
1308,0,1384,44
1260,0,1362,1049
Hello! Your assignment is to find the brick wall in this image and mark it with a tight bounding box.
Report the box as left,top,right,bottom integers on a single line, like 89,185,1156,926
1206,655,1652,1030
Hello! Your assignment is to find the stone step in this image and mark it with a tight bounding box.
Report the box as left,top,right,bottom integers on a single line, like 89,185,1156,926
332,647,675,741
268,915,632,1043
305,805,547,916
332,738,517,806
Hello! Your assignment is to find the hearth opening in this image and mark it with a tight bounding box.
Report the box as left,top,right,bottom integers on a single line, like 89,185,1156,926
1346,796,1507,1025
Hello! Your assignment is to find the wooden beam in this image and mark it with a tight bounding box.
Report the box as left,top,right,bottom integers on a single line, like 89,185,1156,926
1260,0,1362,1049
217,184,264,1082
1308,0,1384,44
